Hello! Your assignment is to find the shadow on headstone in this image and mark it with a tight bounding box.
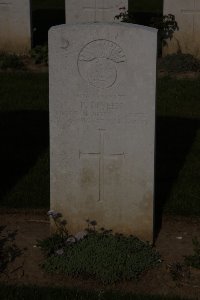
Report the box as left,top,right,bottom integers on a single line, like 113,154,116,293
155,116,200,238
0,111,49,201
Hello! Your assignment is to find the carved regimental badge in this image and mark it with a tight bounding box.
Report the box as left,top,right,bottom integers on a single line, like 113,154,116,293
78,39,126,89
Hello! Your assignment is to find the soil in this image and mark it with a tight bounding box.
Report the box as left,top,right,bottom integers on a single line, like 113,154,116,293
0,211,200,299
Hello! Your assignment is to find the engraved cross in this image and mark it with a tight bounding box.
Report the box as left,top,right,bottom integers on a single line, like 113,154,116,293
83,0,113,22
79,129,125,201
181,0,200,34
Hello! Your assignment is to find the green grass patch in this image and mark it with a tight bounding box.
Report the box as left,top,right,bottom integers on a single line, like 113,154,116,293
0,284,189,300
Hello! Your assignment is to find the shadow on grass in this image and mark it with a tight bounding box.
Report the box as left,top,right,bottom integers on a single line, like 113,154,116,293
0,284,190,300
0,111,49,202
155,116,200,236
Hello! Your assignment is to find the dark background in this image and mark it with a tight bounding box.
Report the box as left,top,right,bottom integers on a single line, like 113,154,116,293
32,0,163,46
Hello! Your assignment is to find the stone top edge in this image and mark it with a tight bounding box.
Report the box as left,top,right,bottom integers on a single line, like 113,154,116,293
48,22,158,34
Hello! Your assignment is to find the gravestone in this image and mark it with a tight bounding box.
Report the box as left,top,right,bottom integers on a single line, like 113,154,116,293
0,0,31,54
163,0,200,58
49,23,157,242
65,0,128,23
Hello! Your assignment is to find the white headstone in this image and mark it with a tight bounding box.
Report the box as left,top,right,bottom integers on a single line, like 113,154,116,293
65,0,128,23
0,0,31,54
163,0,200,58
49,23,157,242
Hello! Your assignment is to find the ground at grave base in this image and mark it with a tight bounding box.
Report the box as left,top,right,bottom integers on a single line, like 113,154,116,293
0,211,200,299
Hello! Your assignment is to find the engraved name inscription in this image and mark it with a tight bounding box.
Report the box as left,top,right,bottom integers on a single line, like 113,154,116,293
78,39,126,89
81,101,123,119
63,97,148,125
80,101,147,124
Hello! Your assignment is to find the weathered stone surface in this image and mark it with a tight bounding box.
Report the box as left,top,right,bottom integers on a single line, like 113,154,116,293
49,23,157,242
163,0,200,58
65,0,128,23
0,0,31,54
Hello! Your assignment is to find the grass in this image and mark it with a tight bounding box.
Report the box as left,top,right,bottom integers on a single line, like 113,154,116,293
0,73,200,217
0,284,191,300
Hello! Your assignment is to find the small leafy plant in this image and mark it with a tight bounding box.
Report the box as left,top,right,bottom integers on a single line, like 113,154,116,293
0,226,22,275
30,45,48,65
38,211,161,284
114,6,134,23
0,52,24,70
151,14,179,47
184,237,200,269
37,211,69,257
167,262,190,283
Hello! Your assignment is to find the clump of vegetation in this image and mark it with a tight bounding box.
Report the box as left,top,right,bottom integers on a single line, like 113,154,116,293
30,45,48,65
151,14,179,47
0,52,24,70
37,212,161,284
167,262,190,283
0,226,22,275
158,53,200,73
184,237,200,269
115,8,178,50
